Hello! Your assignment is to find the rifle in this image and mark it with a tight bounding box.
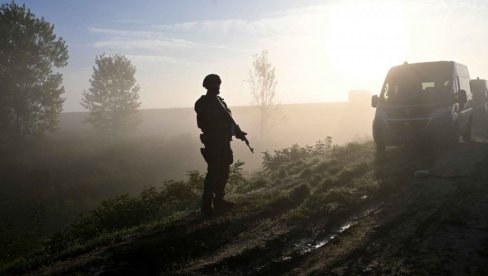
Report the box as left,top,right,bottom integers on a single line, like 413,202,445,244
215,97,254,153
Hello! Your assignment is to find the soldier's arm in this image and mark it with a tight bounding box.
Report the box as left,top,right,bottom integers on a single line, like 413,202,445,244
195,97,207,130
219,97,248,139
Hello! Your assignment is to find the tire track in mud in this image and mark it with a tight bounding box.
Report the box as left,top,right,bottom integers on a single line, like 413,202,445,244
292,140,488,275
328,181,458,275
103,196,309,274
284,146,437,275
181,203,383,275
29,188,309,275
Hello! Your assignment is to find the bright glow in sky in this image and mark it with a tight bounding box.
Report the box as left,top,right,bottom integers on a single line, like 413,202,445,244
15,0,488,111
326,1,408,80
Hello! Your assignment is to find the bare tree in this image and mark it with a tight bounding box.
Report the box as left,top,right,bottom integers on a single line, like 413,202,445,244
248,50,277,137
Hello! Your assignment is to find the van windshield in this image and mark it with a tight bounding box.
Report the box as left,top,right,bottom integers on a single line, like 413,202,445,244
381,63,453,105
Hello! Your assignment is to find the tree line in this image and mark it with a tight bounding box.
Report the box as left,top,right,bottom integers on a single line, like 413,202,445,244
0,2,278,149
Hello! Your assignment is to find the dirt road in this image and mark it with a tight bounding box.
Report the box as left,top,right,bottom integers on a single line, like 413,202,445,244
291,140,488,275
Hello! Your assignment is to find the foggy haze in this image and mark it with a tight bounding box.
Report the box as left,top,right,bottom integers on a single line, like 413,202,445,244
55,94,374,178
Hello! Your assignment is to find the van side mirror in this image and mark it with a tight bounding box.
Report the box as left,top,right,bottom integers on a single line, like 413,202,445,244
371,95,379,108
457,90,467,104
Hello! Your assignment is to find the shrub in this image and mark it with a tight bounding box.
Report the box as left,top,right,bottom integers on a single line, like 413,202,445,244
45,171,205,254
262,137,333,171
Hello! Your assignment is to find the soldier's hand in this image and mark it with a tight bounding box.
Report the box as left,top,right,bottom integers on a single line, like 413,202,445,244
235,129,247,140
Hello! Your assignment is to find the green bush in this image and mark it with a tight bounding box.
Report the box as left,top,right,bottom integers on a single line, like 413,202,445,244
262,137,333,171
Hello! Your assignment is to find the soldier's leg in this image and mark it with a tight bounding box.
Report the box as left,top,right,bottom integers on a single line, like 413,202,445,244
202,147,220,217
214,161,230,200
214,142,232,199
213,143,234,211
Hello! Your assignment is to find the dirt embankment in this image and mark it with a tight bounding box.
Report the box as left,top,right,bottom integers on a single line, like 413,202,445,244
26,136,488,275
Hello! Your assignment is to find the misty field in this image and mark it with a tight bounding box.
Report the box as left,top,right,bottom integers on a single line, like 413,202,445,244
0,100,374,268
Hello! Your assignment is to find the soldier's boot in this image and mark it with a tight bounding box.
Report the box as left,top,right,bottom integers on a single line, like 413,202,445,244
213,197,235,212
201,196,214,219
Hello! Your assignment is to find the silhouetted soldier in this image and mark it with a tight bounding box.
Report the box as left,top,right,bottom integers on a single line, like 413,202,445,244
195,74,248,218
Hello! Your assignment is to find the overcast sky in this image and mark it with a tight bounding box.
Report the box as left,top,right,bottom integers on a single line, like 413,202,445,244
14,0,488,112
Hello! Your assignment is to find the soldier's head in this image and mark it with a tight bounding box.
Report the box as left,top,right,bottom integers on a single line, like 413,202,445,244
203,74,221,95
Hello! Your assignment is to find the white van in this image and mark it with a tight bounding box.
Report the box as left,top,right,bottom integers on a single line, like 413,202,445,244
371,61,473,152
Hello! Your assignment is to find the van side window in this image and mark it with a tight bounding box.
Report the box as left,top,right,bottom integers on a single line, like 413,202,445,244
421,82,435,90
383,83,399,101
382,83,389,101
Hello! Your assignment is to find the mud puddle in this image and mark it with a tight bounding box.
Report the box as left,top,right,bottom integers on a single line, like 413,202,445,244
254,206,380,274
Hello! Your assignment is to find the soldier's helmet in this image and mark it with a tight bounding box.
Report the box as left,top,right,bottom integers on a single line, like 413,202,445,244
202,74,221,88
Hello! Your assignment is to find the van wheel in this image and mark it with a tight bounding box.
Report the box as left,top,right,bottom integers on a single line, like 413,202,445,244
462,119,472,142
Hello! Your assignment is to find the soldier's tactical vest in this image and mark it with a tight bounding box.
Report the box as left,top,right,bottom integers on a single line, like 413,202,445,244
195,95,234,143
